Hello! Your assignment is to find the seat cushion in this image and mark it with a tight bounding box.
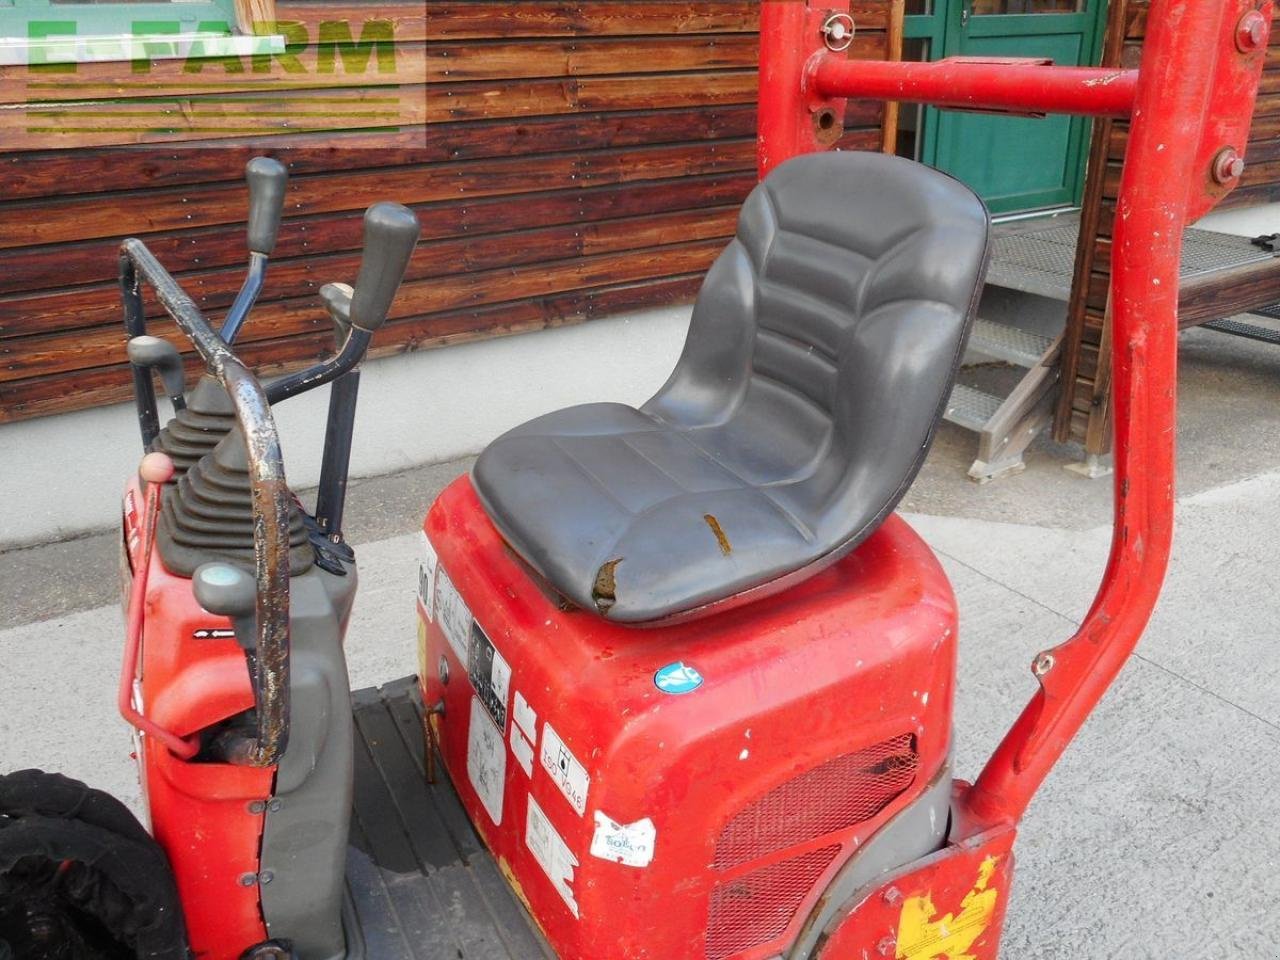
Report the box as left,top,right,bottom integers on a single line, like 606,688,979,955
473,403,817,622
472,151,989,624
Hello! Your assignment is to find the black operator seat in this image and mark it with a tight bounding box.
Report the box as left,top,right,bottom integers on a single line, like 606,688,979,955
473,152,990,624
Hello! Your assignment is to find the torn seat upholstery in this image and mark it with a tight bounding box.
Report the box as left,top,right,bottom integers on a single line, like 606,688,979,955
472,152,990,623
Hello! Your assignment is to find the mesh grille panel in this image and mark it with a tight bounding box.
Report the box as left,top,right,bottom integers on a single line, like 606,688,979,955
713,733,918,871
705,844,841,960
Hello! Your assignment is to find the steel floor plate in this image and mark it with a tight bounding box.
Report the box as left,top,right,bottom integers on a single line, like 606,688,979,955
344,677,555,960
988,211,1276,301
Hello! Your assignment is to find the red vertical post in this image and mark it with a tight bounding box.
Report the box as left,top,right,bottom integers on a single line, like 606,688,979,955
757,1,810,178
962,0,1234,827
758,0,850,178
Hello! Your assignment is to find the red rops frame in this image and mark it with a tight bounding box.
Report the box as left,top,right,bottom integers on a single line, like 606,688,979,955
758,0,1272,833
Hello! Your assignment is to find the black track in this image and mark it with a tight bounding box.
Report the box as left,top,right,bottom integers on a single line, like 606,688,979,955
346,678,554,960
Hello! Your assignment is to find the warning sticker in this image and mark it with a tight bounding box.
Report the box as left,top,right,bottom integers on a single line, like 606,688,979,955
590,812,657,868
526,796,579,918
513,690,538,741
510,724,535,777
418,531,438,620
540,722,590,816
467,696,506,825
468,621,511,730
435,568,472,667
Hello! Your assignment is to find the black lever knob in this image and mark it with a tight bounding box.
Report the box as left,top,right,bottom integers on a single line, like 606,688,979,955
127,335,186,407
349,202,421,334
192,562,257,620
319,282,353,341
245,157,288,256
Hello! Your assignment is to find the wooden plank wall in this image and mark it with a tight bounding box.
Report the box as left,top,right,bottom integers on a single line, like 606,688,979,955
0,1,894,423
1054,0,1280,448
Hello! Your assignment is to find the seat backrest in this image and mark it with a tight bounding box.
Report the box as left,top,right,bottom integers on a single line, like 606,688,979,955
643,151,989,555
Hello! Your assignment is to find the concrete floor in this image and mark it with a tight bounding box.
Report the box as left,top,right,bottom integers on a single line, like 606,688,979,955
2,321,1279,957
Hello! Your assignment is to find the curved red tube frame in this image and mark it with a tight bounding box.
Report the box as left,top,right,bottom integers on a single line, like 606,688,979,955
120,476,201,761
758,0,1271,828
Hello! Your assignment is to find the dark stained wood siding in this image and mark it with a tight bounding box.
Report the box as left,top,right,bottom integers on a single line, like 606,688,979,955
0,1,895,423
1054,0,1280,448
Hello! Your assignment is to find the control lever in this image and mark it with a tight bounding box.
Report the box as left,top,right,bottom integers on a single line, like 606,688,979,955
192,562,257,650
127,335,187,413
319,281,353,342
221,157,288,344
266,202,420,405
314,283,356,550
305,206,420,547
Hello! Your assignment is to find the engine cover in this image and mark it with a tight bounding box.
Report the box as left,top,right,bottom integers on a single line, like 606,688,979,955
419,477,957,960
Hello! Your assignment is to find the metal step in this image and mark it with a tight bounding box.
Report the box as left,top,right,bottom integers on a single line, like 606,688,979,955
967,318,1054,368
1205,316,1280,346
944,383,1003,433
345,678,556,960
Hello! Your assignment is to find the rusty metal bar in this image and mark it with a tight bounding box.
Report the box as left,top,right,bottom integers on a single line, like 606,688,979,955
119,238,291,768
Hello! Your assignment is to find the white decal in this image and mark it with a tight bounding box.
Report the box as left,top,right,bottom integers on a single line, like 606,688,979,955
435,568,472,666
525,796,579,917
418,531,438,620
490,648,512,708
540,722,590,816
590,812,657,868
510,724,535,777
467,696,506,825
513,690,538,741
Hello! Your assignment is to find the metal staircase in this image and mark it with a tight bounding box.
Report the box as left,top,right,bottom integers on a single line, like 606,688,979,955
943,211,1280,481
944,318,1060,482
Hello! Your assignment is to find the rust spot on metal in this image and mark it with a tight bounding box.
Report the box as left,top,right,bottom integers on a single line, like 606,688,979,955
592,558,622,614
704,514,732,556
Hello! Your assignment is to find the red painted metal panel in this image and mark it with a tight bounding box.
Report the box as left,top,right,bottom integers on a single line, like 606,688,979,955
121,474,272,959
815,821,1017,959
419,477,958,960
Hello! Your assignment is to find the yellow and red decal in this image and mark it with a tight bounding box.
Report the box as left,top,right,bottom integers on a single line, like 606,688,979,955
816,825,1015,960
895,855,1001,960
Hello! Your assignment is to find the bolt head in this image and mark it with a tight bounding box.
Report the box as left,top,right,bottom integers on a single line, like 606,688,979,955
882,886,903,906
238,873,257,887
259,870,275,884
247,800,266,814
1033,653,1056,677
438,655,451,684
1213,148,1246,185
1237,10,1268,52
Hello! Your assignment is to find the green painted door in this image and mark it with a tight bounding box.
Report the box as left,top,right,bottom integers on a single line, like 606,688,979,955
923,0,1108,215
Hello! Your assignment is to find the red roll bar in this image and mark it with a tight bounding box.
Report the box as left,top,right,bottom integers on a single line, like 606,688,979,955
758,0,1272,828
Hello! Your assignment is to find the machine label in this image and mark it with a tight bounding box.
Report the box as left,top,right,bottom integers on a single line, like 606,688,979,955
654,661,704,695
540,722,590,816
467,696,506,826
590,812,656,868
468,622,511,729
418,531,438,620
435,568,472,666
513,690,538,741
525,796,579,918
510,723,535,777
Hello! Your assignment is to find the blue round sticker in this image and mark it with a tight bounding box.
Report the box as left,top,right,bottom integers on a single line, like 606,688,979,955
654,661,704,695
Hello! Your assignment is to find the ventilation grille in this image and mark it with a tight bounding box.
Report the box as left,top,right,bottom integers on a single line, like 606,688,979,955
713,733,918,871
705,844,841,960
